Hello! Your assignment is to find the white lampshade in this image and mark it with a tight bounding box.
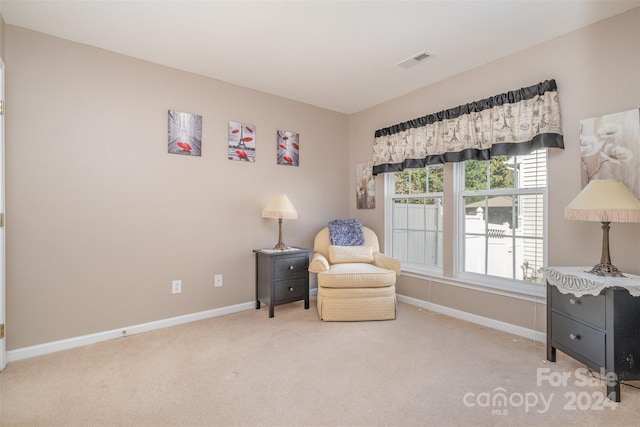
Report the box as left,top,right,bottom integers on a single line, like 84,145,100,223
564,179,640,277
262,195,297,250
262,195,298,220
565,179,640,223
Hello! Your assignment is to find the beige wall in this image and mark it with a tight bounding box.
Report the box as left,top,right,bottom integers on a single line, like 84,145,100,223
0,15,5,59
5,26,350,350
349,8,640,332
4,8,640,351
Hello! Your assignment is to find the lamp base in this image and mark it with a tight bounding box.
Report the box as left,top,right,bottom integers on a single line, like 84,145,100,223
588,262,625,278
587,221,625,277
273,241,288,250
272,218,288,250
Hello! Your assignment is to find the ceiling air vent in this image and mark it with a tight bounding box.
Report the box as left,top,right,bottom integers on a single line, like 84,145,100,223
398,51,431,69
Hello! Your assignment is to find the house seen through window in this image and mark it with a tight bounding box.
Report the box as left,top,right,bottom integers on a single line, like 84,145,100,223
386,149,547,285
460,149,546,283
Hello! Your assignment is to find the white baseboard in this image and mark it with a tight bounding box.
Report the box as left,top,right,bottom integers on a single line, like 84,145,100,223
397,294,546,343
7,301,255,363
8,292,543,363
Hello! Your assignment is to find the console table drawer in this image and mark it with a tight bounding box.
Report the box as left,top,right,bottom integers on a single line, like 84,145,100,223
551,312,605,367
274,256,309,280
550,286,605,329
274,278,307,302
551,287,606,329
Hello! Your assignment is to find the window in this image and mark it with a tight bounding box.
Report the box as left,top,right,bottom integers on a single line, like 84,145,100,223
386,165,444,272
458,149,546,283
384,149,547,289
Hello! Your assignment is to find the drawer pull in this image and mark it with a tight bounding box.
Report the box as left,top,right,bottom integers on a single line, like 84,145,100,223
289,265,294,270
569,298,580,305
288,287,294,292
569,333,581,341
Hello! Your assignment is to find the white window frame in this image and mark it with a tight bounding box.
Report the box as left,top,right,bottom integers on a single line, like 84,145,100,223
454,152,548,297
383,151,549,301
384,171,443,277
454,168,548,295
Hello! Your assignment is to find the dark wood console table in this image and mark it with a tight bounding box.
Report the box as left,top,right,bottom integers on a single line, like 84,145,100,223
545,267,640,402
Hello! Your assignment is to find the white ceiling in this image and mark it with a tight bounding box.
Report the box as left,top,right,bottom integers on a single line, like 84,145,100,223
1,0,638,114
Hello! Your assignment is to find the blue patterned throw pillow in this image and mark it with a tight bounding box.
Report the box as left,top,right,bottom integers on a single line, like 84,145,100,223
328,219,365,246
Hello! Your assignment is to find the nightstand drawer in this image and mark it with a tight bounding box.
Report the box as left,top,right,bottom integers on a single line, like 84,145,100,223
274,278,307,302
551,312,605,367
550,286,605,329
274,256,308,280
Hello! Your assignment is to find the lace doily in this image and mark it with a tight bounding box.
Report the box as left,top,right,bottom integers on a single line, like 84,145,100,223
544,266,640,297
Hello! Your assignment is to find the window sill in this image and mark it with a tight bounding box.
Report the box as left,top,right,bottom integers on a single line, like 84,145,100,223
400,266,547,303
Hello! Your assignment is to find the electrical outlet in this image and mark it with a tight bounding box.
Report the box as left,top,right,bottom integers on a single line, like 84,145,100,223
172,280,182,294
214,274,223,287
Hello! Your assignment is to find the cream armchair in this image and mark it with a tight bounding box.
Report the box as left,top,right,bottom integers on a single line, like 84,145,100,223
309,226,400,321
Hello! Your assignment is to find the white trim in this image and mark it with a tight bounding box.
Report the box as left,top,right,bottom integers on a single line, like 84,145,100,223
7,301,255,363
397,293,546,343
401,270,546,303
0,58,5,371
383,172,393,255
7,291,543,363
453,161,464,274
454,151,548,285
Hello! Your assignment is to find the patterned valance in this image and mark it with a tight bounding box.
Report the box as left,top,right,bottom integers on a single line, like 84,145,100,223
372,79,564,175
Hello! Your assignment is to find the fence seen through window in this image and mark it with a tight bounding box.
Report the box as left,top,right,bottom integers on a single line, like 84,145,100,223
387,149,547,283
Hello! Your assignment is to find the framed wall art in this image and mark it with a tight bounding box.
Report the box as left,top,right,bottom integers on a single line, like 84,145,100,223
228,121,256,162
356,161,375,209
277,130,299,166
168,110,202,156
580,108,640,197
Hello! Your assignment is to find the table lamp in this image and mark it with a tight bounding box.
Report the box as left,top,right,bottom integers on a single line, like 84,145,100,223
564,179,640,277
262,194,298,250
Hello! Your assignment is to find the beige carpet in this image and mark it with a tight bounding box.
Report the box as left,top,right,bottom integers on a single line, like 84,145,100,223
1,300,639,426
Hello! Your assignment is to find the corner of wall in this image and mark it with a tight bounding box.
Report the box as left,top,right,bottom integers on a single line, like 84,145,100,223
0,14,6,60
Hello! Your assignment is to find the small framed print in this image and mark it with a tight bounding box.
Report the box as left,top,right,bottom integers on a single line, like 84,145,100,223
228,121,256,162
277,130,299,166
168,110,202,156
356,161,375,209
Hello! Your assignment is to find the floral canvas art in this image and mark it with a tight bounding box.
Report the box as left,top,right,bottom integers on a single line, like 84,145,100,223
228,121,256,162
580,108,640,197
277,130,299,166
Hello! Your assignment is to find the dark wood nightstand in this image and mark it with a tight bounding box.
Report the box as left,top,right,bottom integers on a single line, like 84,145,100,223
253,248,311,318
546,267,640,402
